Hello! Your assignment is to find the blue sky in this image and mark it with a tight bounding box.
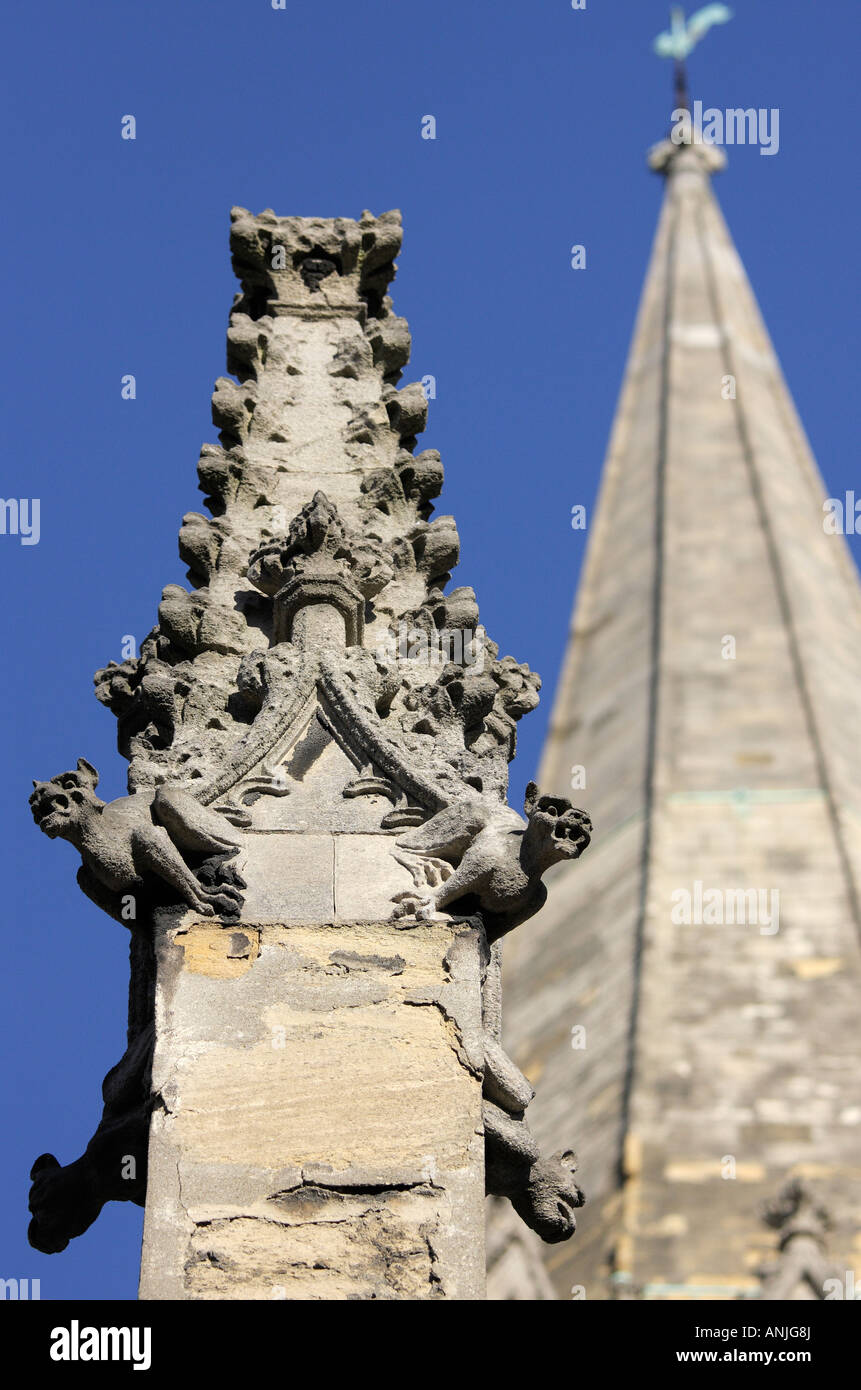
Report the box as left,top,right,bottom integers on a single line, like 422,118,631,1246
2,0,859,1299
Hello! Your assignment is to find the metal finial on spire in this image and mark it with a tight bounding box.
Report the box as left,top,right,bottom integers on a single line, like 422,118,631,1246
652,4,733,111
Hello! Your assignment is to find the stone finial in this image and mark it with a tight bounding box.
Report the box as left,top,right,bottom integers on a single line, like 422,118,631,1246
229,206,403,319
247,491,378,648
648,136,726,175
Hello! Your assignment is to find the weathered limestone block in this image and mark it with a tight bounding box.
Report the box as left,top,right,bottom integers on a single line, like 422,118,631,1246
139,914,485,1300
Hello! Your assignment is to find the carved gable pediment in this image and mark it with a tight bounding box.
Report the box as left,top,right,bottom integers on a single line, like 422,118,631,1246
207,677,434,834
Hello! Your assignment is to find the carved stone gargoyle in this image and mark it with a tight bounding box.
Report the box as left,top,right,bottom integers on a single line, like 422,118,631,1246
392,781,591,1241
394,782,592,941
27,760,245,1253
29,758,245,923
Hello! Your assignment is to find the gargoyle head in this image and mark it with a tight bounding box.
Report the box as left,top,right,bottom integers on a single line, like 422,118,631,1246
523,782,592,868
30,759,102,843
513,1150,584,1244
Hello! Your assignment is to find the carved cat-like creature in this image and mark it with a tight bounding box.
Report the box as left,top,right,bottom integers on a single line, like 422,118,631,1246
27,760,245,1253
395,781,591,942
29,758,244,921
394,781,592,1240
483,1033,585,1242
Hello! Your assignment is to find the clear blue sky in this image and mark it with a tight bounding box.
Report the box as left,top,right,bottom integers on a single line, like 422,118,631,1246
2,0,859,1299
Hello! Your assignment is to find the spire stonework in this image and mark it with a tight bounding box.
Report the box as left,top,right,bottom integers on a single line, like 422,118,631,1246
27,209,592,1299
496,135,861,1299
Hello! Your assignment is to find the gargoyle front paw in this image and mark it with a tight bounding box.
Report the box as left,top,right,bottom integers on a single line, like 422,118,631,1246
192,857,246,921
220,863,247,892
420,859,453,890
391,891,438,922
389,895,431,917
197,857,247,895
512,1149,584,1244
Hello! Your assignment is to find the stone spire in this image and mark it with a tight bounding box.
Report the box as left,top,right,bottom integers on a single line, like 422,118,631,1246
498,136,861,1298
27,209,592,1299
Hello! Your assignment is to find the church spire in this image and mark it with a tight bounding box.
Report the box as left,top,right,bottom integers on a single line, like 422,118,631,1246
494,31,861,1300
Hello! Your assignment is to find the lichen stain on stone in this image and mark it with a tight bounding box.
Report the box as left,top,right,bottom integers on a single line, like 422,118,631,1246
178,923,261,978
788,957,843,981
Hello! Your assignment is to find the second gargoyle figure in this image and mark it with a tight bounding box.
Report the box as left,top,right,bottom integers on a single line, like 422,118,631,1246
394,781,592,940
